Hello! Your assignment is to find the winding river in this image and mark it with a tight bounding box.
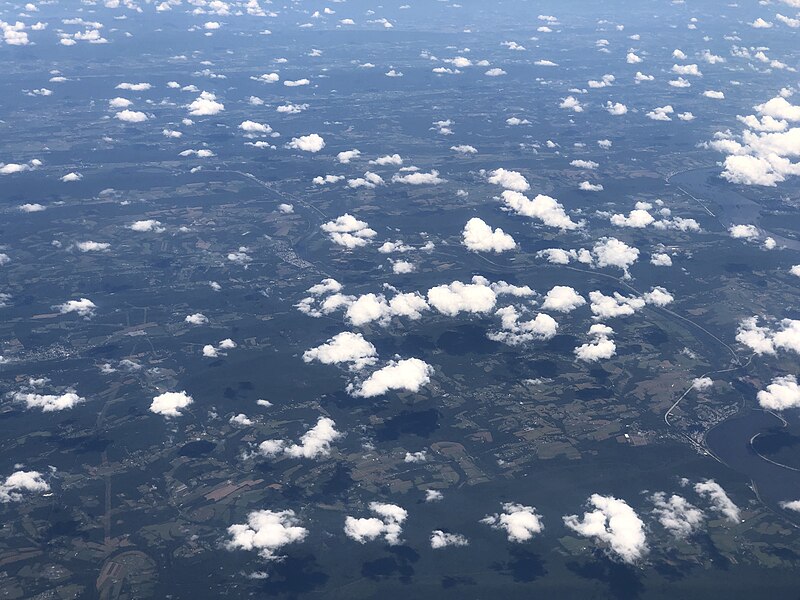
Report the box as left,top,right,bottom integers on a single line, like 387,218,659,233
667,166,800,251
705,409,800,520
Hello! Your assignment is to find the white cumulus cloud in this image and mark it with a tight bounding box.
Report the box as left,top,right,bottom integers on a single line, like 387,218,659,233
54,298,96,318
694,479,740,523
348,358,433,398
0,471,50,503
563,494,648,564
345,502,407,545
487,168,529,192
650,492,704,538
462,217,516,253
481,502,544,542
500,190,582,230
150,391,193,418
302,332,377,371
430,530,469,548
187,91,224,116
541,285,586,313
226,509,308,560
757,374,800,410
288,133,325,152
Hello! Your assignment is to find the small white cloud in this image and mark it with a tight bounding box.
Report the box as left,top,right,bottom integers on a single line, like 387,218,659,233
430,530,469,548
651,253,672,266
589,291,644,319
593,237,639,274
642,286,674,307
487,168,529,192
541,286,585,313
646,105,674,121
76,241,110,252
321,214,376,248
391,170,445,185
692,377,714,390
757,374,800,410
259,417,341,459
150,391,193,418
500,190,582,230
185,313,208,325
13,391,85,412
337,149,361,164
605,101,628,115
222,245,250,266
55,298,96,318
588,74,615,88
694,479,740,523
729,224,759,239
348,171,384,189
489,307,559,346
307,278,343,296
115,109,148,123
187,91,224,116
230,413,253,426
370,154,403,166
288,133,325,153
563,494,648,563
276,102,309,114
345,502,407,545
252,73,279,83
481,503,544,542
302,332,377,371
559,95,584,112
611,208,654,229
569,159,600,170
462,217,516,253
116,82,151,91
626,52,643,64
427,280,497,317
404,451,427,463
574,324,617,361
0,471,50,503
776,14,800,28
348,358,433,398
426,490,443,502
239,120,272,134
226,510,308,560
735,316,776,355
671,63,702,76
129,219,164,233
109,97,132,109
650,492,704,538
391,259,415,274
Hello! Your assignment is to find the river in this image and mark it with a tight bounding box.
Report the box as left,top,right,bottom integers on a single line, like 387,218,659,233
706,409,800,519
667,166,800,251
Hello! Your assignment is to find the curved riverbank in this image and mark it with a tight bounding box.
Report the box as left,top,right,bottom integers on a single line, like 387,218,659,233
705,409,800,516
